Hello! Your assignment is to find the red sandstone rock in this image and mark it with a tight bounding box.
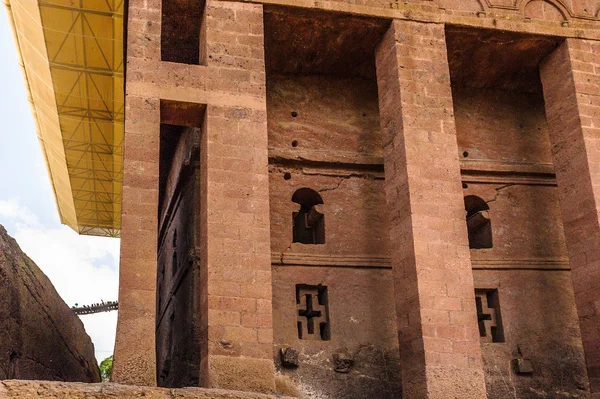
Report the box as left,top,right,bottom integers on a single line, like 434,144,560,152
0,225,100,382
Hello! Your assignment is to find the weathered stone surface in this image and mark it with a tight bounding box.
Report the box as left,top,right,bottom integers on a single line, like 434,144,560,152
474,270,586,398
279,348,298,368
0,380,289,398
332,352,353,373
513,358,534,375
0,225,100,382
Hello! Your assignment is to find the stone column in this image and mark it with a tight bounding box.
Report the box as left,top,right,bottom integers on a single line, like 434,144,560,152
198,1,275,393
540,39,600,394
112,98,160,386
374,20,487,399
111,0,161,384
113,0,274,389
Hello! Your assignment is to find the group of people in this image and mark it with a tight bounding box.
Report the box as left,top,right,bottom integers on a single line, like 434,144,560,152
71,300,118,315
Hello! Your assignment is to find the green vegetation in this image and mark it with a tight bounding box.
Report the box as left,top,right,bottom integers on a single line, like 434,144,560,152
99,355,113,382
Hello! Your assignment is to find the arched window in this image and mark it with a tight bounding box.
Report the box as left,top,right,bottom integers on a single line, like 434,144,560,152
464,195,492,249
292,188,325,244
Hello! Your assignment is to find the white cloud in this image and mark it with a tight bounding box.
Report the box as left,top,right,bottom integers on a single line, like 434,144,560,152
0,198,120,363
0,198,39,225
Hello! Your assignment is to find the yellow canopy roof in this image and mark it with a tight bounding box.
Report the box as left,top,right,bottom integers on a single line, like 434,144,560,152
5,0,123,237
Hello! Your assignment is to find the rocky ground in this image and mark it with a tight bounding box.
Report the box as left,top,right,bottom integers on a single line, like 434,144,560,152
0,380,290,398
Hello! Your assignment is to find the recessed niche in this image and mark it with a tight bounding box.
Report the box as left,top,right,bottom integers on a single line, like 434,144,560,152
161,0,205,64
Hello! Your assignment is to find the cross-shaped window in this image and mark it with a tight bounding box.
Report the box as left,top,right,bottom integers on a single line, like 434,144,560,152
475,289,504,343
298,294,322,335
296,285,330,340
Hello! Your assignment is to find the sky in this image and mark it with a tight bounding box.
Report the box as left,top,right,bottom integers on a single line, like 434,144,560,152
0,12,119,364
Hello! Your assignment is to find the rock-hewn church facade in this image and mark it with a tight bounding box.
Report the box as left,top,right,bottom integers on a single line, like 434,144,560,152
107,0,600,397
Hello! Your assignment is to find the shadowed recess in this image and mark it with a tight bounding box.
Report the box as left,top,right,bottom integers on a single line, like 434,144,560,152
446,27,563,93
264,7,390,79
161,0,205,64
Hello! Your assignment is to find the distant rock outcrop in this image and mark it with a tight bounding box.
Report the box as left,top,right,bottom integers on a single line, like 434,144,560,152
0,225,100,382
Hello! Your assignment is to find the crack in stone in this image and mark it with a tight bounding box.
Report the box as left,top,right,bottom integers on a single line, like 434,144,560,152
318,178,345,193
18,269,89,371
15,354,65,380
486,183,515,204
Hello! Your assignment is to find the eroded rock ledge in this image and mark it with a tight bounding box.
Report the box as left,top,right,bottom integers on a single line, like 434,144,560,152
0,380,290,398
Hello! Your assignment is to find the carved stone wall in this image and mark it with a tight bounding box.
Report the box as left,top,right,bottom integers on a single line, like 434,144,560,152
156,124,202,388
403,0,600,23
267,72,401,398
265,10,589,398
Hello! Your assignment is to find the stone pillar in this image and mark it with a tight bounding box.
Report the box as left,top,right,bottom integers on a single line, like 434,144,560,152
540,39,600,394
112,98,160,386
198,1,275,393
374,20,487,399
111,0,161,384
112,0,274,389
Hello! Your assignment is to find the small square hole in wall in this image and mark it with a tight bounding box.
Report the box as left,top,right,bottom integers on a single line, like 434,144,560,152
296,284,330,341
475,289,505,343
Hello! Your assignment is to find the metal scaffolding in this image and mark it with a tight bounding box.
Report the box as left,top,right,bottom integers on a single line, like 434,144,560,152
5,0,124,237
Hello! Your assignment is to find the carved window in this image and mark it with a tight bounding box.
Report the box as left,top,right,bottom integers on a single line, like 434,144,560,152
296,284,330,340
292,188,325,245
464,195,492,249
475,289,504,343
